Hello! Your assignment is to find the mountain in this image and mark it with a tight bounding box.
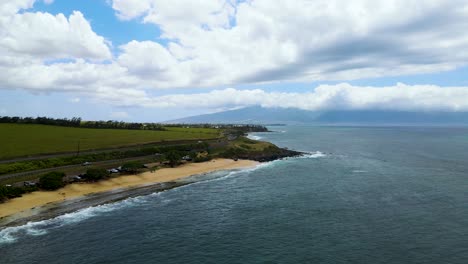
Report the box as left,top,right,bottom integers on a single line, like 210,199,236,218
166,107,468,125
167,107,319,124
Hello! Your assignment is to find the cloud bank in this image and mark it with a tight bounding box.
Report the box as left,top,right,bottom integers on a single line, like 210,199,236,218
1,0,468,113
92,83,468,112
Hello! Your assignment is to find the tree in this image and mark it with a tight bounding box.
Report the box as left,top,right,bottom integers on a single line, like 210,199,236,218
0,186,21,201
121,161,143,174
166,151,181,167
39,171,65,190
85,168,108,181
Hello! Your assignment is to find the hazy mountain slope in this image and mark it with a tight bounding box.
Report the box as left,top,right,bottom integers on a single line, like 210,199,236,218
167,107,320,124
167,107,468,125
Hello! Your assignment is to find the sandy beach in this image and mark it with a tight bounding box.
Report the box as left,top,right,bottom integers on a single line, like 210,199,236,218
0,159,258,219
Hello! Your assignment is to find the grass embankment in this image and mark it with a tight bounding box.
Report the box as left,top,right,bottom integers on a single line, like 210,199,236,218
0,136,298,202
0,124,220,160
0,142,209,177
215,137,301,162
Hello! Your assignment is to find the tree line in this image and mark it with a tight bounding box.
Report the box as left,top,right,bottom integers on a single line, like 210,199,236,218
0,116,166,131
165,123,269,132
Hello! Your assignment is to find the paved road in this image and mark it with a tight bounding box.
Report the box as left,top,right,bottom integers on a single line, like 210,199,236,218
0,155,157,182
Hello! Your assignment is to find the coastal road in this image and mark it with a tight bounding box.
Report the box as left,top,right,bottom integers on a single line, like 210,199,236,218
0,155,158,184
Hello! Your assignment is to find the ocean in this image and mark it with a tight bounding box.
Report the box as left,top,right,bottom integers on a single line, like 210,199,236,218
1,126,467,264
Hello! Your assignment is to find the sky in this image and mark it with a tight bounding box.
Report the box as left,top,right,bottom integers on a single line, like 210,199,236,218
1,0,468,121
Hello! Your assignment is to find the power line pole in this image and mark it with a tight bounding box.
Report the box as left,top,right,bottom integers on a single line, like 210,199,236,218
76,139,81,156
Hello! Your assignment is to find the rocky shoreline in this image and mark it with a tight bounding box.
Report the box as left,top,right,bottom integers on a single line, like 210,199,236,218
235,148,303,162
0,148,302,229
0,181,189,228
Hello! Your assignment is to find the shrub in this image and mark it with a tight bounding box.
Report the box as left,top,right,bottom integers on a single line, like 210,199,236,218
0,185,40,202
85,168,109,181
240,144,252,150
165,151,181,167
39,171,65,190
194,155,212,163
121,162,144,174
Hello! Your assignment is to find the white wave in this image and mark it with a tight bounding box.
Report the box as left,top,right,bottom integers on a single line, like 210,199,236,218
0,195,152,245
0,153,326,245
181,166,260,186
299,151,327,159
247,134,262,140
352,170,368,173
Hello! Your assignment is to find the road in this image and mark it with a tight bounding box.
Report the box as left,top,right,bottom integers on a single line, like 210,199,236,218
0,154,157,183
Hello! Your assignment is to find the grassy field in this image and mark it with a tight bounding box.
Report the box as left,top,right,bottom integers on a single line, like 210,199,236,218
0,124,220,160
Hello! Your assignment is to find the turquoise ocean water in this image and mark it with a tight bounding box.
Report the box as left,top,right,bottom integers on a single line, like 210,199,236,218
1,126,467,263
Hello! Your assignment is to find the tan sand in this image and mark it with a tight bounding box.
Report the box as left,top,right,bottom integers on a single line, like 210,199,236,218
0,159,258,219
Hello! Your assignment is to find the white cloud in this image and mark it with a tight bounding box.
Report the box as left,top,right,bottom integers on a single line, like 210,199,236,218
93,83,468,112
106,0,468,88
2,0,468,114
1,10,111,60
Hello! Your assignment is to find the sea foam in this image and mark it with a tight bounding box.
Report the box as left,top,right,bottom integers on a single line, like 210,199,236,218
247,135,262,140
0,153,326,245
0,167,261,245
0,195,154,245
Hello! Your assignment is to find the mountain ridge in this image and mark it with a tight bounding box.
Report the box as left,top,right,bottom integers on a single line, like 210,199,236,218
166,107,468,125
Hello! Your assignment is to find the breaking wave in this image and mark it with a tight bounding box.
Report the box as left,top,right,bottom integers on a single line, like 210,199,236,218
0,152,326,245
0,165,268,245
247,134,262,140
0,195,155,245
299,151,327,159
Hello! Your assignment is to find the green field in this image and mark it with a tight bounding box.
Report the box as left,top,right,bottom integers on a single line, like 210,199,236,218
0,124,220,160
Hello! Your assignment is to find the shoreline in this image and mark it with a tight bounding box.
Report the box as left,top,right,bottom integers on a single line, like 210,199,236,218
0,159,258,227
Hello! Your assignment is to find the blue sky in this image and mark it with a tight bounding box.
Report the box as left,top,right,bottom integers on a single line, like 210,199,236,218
31,0,163,48
1,0,468,121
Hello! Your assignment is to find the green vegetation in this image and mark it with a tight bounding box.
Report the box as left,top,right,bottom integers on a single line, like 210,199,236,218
0,123,220,159
0,118,294,203
39,172,65,190
0,142,210,176
166,151,182,167
0,116,165,131
0,185,38,202
213,136,298,162
121,161,144,174
84,168,109,181
0,186,20,201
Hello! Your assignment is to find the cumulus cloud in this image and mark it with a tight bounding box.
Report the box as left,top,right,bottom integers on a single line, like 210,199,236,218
0,7,111,61
92,83,468,112
2,0,468,113
107,0,468,87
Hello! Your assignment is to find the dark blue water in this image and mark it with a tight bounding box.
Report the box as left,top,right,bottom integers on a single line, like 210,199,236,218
1,126,467,264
